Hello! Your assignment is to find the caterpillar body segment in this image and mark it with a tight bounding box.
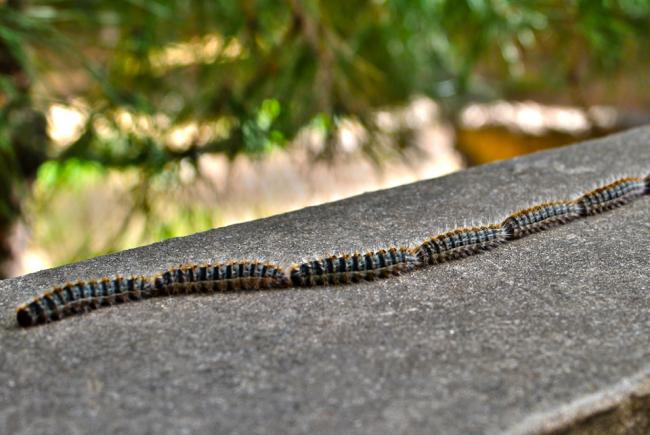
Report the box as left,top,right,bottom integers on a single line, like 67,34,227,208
289,247,419,287
416,225,506,265
501,201,581,239
578,177,646,215
16,275,150,327
151,261,290,295
645,174,650,194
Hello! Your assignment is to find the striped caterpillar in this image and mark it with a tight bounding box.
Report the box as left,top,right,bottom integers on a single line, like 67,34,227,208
149,261,289,293
15,174,650,328
501,201,581,239
415,225,506,265
16,262,288,327
289,247,418,287
577,177,646,215
16,275,150,328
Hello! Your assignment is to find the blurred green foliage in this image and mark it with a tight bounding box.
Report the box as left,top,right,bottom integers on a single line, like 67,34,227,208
1,0,650,273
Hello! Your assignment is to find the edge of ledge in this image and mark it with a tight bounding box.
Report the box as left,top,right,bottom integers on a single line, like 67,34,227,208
507,366,650,435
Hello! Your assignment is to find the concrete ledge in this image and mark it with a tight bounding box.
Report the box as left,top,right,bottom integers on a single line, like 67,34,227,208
1,126,650,434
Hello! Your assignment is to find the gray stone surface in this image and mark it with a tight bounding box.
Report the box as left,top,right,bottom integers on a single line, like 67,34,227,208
1,127,650,435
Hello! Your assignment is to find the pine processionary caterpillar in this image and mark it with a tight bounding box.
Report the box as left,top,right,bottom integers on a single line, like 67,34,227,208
150,261,289,294
16,262,288,327
501,201,581,239
577,177,646,215
415,225,506,265
289,247,419,287
14,174,650,327
16,275,150,327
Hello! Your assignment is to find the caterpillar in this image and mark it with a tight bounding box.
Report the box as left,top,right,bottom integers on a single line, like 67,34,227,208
16,262,288,327
15,174,650,328
501,201,581,239
577,177,646,215
289,247,418,287
150,261,289,294
415,225,506,265
16,275,150,328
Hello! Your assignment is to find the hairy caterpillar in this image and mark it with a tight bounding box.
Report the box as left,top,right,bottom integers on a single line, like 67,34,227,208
578,177,646,215
502,201,581,239
16,262,288,327
150,261,289,294
16,275,150,327
415,225,506,265
289,247,418,287
15,174,650,328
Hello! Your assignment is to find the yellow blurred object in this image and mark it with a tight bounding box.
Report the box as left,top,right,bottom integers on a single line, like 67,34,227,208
456,101,627,165
456,126,591,165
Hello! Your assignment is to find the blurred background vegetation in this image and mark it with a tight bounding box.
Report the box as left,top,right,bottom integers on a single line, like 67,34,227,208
1,0,650,278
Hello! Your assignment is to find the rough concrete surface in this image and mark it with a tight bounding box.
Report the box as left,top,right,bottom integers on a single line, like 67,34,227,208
1,127,650,435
